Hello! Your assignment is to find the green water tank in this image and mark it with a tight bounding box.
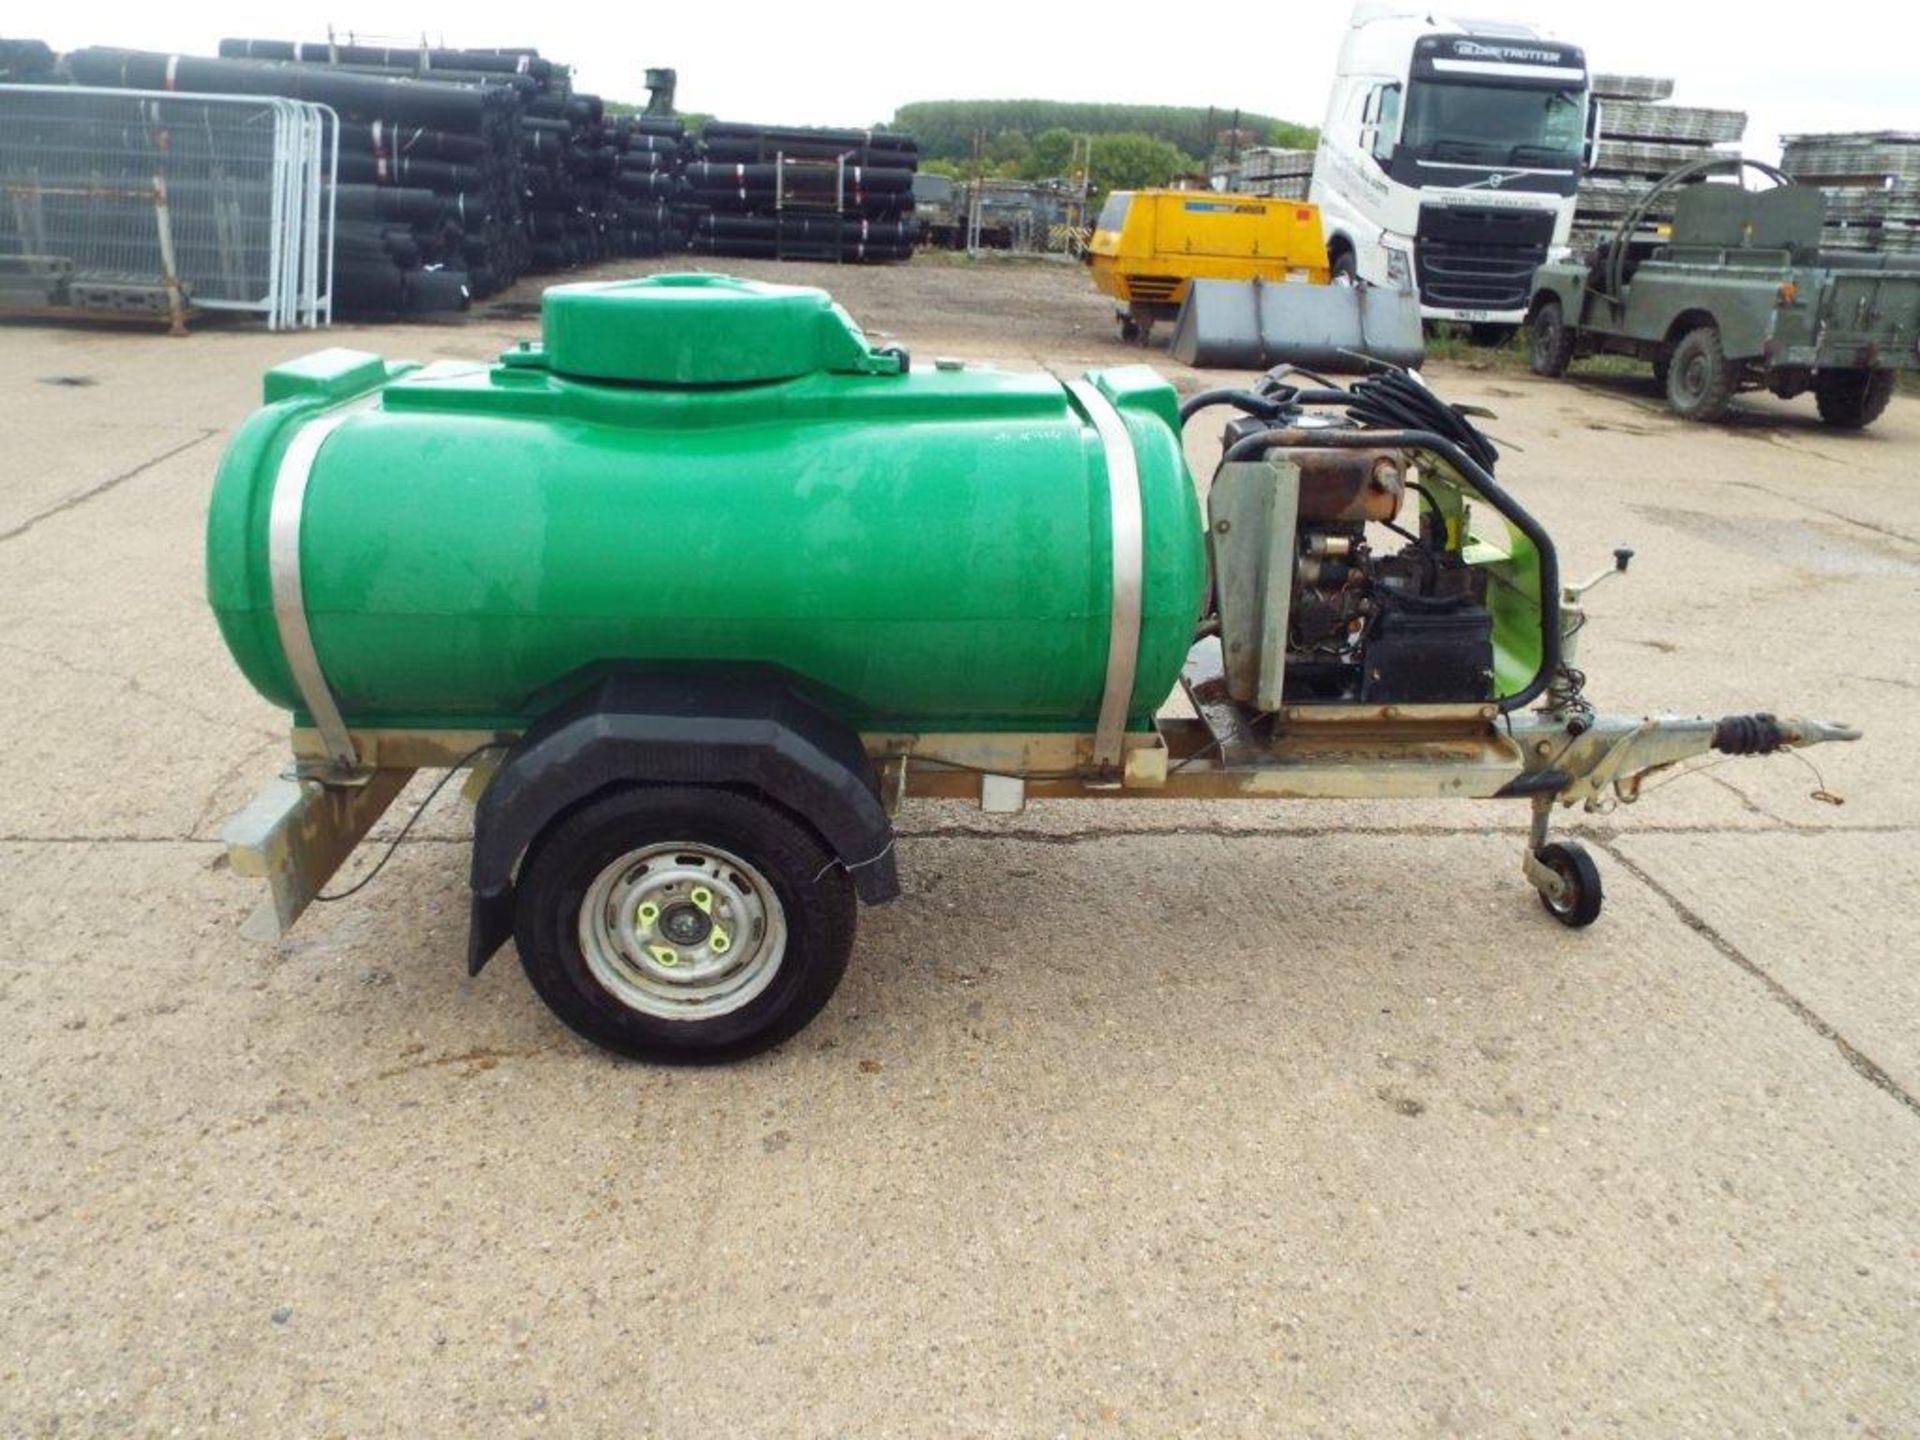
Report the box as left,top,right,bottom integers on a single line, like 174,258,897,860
206,273,1206,736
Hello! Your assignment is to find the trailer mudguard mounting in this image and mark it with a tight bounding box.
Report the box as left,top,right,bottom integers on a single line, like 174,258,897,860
466,668,900,974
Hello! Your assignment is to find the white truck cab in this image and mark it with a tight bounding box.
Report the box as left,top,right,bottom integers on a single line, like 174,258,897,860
1310,2,1594,331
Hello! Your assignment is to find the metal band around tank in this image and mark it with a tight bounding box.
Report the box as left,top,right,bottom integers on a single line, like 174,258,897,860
1064,379,1145,772
267,396,379,771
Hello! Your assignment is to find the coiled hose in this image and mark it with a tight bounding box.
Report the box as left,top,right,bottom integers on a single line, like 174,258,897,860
1344,369,1500,472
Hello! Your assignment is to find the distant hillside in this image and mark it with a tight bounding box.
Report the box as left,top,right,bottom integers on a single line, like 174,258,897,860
893,99,1318,165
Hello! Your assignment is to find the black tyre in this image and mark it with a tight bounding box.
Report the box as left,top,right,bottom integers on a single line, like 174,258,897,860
1471,323,1518,348
1651,346,1673,394
1117,313,1142,344
1527,300,1574,378
1330,248,1358,284
1535,841,1603,929
513,787,856,1064
1814,370,1895,429
1665,324,1735,422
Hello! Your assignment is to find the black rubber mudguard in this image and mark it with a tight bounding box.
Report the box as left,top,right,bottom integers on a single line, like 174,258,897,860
465,668,900,975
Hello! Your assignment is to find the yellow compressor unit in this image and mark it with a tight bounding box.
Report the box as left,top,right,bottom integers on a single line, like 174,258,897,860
1088,189,1331,343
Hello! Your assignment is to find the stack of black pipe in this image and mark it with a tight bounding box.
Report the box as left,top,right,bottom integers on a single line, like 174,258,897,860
686,122,918,263
1,37,59,82
517,86,603,270
221,40,556,302
45,45,921,313
458,46,687,262
605,116,691,259
519,90,683,267
219,41,683,274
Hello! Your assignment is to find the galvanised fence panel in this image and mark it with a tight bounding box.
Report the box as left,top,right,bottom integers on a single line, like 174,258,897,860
0,83,334,329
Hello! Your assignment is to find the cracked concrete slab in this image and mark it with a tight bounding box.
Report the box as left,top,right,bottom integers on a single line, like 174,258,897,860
1607,830,1920,1101
4,831,1918,1437
1,257,1915,1436
0,424,217,541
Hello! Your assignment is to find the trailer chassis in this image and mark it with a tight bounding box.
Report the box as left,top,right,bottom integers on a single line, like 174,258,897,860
225,669,1856,945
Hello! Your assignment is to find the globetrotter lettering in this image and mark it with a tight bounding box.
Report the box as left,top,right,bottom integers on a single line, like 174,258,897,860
1452,40,1566,65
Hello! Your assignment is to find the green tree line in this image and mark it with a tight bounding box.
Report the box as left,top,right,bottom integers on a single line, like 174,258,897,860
894,99,1317,170
919,129,1211,191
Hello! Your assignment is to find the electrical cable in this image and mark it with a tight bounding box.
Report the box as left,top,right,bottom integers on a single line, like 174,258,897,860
1408,479,1448,519
1167,708,1276,775
314,742,506,902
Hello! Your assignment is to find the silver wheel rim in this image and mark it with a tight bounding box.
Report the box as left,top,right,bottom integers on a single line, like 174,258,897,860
1544,857,1576,914
1679,352,1708,399
1532,311,1557,363
577,842,787,1022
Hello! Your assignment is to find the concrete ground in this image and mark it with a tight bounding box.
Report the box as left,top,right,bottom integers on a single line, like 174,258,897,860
2,259,1916,1438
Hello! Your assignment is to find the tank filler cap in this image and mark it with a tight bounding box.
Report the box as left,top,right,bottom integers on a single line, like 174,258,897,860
537,273,905,385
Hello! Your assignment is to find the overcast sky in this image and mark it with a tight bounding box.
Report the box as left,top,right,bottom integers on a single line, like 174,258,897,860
33,0,1920,159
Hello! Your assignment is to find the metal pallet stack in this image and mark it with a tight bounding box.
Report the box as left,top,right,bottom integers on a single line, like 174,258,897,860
1573,76,1746,256
684,122,918,264
1780,132,1920,257
1229,147,1314,200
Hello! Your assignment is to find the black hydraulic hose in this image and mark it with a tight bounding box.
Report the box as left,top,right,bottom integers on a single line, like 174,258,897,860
1345,369,1500,471
1220,426,1561,712
1180,385,1355,428
1255,364,1341,392
1178,388,1285,427
1287,387,1362,408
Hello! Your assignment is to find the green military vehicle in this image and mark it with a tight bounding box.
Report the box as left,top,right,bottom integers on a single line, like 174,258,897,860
1525,159,1920,427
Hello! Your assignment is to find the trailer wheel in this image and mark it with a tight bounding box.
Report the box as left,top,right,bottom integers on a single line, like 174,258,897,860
1117,313,1142,344
1665,325,1735,422
1814,370,1895,429
1535,841,1603,928
1527,300,1574,377
513,787,856,1063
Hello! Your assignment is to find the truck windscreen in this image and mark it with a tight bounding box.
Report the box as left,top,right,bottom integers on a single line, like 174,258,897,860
1400,81,1584,170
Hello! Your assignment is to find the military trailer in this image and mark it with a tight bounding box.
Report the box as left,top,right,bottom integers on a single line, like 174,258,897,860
1526,159,1920,426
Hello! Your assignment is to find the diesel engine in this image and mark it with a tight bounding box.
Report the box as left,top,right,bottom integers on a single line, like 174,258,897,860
1207,372,1502,712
